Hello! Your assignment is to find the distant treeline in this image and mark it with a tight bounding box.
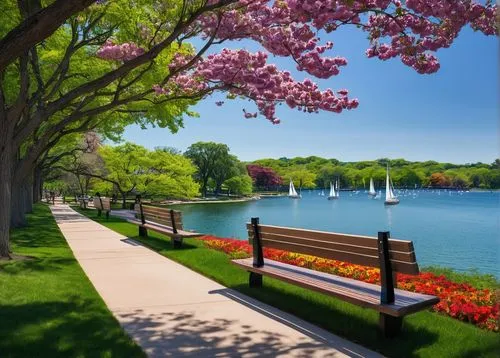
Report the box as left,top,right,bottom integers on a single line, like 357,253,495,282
249,157,500,190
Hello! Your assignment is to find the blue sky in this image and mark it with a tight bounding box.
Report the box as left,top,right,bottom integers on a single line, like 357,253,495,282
123,25,498,164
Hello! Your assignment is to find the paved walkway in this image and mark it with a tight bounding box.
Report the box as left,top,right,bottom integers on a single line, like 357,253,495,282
50,205,381,358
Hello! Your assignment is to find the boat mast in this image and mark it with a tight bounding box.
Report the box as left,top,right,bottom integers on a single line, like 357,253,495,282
385,165,392,201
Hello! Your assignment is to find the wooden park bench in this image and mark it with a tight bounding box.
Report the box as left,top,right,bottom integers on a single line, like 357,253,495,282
128,203,200,248
77,196,89,209
231,218,439,338
93,196,111,219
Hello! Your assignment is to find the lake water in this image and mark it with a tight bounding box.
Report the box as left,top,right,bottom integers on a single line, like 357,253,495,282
175,190,499,278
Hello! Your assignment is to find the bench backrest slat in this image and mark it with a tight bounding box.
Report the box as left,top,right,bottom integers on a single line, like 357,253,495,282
93,197,111,210
134,204,183,230
247,223,419,275
248,231,416,263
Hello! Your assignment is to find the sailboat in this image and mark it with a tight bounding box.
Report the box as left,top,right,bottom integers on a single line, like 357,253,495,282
384,166,399,205
368,178,377,197
288,180,301,199
327,181,338,200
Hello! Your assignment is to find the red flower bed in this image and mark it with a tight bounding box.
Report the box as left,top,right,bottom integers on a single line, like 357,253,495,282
200,235,499,332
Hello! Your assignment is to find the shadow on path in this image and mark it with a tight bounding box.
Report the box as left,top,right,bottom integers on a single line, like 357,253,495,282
208,288,373,357
117,308,343,358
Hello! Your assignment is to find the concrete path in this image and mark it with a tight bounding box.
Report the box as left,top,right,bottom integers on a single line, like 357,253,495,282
50,205,381,358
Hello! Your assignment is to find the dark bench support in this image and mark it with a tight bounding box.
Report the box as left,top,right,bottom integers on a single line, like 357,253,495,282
379,314,402,339
172,236,183,249
170,209,178,234
138,204,148,236
97,195,103,217
170,209,183,249
378,231,401,337
249,217,264,287
249,272,263,288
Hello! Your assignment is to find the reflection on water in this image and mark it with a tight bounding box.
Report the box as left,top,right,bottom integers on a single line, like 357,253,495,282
385,206,393,230
175,191,499,277
291,198,300,222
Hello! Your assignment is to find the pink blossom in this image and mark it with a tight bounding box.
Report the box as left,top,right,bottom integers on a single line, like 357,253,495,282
95,0,497,123
96,41,145,61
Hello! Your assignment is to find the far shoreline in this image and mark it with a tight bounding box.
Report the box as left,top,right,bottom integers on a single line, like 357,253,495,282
161,196,262,206
158,188,499,206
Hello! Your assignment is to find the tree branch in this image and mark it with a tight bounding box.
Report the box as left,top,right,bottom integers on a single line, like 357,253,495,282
0,0,98,71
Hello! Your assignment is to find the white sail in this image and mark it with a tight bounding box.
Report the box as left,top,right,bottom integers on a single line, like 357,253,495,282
329,182,336,197
385,166,399,205
368,178,376,195
289,180,299,197
385,171,391,201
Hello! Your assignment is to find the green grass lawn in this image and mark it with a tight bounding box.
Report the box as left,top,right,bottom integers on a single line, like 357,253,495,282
78,207,500,358
0,204,145,358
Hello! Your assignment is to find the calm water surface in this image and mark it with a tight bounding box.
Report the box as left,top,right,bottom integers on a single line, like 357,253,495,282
175,190,499,277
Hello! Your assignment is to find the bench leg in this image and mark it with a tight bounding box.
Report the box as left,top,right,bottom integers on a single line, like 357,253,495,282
379,313,402,338
139,226,148,237
173,238,183,249
249,272,263,288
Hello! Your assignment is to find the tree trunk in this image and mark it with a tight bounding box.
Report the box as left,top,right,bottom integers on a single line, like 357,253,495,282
33,165,42,203
0,144,12,258
10,180,27,228
215,183,222,196
24,178,33,213
121,191,127,209
10,165,35,227
201,180,208,197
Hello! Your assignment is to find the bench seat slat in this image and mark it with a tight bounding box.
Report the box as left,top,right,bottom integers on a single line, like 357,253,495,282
232,258,438,317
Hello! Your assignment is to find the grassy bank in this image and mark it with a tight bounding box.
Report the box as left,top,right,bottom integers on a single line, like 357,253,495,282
78,208,499,358
0,204,144,358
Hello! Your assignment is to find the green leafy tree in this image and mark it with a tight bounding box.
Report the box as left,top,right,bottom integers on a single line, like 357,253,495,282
184,142,230,197
211,154,239,195
316,164,337,188
288,169,316,190
85,143,198,208
141,149,199,199
92,143,148,208
224,175,253,196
